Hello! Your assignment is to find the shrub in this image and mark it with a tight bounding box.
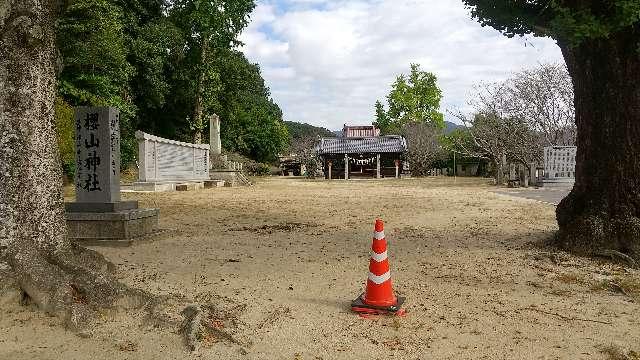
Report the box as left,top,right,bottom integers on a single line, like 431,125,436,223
54,97,76,177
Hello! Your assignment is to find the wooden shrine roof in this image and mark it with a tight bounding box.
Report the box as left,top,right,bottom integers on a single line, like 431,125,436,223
315,136,407,155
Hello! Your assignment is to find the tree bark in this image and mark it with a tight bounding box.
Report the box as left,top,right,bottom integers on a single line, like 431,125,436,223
1,0,65,254
0,1,233,345
0,0,124,324
556,27,640,260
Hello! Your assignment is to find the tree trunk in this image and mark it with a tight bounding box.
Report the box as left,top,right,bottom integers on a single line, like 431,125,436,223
0,0,124,325
0,2,228,346
556,27,640,260
1,0,65,254
492,159,501,185
192,36,209,144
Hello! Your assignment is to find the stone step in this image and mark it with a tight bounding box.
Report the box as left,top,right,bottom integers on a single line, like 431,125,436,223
204,180,225,188
175,182,204,191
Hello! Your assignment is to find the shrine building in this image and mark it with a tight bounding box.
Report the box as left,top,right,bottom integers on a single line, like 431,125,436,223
315,125,407,179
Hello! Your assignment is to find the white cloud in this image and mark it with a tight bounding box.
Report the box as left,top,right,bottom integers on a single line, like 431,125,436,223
240,0,564,130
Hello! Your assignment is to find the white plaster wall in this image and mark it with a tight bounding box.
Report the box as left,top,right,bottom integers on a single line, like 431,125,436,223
136,131,209,182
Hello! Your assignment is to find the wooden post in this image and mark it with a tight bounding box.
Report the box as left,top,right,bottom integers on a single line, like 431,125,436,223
328,160,332,180
376,154,381,179
344,154,349,180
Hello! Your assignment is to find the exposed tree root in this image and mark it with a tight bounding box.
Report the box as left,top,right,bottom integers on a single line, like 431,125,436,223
181,304,204,351
555,203,640,265
596,250,638,269
2,242,156,330
2,242,149,331
1,243,249,352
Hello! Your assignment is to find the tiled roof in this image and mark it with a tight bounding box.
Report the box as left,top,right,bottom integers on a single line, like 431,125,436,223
316,136,407,155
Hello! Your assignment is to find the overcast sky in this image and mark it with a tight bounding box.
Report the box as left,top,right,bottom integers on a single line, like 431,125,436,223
239,0,564,131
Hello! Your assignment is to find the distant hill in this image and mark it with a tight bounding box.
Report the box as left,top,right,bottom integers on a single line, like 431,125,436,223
284,121,334,141
283,121,461,140
444,121,463,134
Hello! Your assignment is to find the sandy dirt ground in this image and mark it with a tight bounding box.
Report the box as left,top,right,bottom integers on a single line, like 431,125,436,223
1,177,639,360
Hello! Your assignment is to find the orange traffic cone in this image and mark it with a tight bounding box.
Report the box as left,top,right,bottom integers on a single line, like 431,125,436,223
351,219,405,315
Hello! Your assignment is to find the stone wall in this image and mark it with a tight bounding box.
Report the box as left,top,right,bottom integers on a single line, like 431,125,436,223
136,131,209,182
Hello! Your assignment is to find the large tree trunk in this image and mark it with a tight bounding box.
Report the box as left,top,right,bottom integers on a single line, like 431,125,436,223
1,0,65,253
0,0,124,325
0,2,230,347
556,27,640,261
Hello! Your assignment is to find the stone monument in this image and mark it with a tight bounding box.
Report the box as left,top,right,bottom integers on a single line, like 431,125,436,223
134,130,210,191
209,114,252,186
210,114,222,156
544,146,576,185
65,107,159,243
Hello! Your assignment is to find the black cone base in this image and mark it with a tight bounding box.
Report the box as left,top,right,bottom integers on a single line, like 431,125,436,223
351,293,405,314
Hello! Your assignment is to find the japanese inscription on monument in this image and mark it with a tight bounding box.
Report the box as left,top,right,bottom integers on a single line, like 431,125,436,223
74,107,121,203
544,146,577,180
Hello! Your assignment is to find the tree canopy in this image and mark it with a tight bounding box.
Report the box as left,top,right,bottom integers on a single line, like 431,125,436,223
463,0,640,260
462,0,640,44
374,64,444,135
55,0,288,170
284,122,333,143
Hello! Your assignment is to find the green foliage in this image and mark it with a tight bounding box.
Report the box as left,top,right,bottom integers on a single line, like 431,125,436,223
303,156,320,179
284,121,333,142
214,50,289,163
443,128,472,151
170,0,255,46
129,19,182,130
57,0,138,167
462,0,640,45
169,0,255,140
57,0,133,101
374,64,444,135
54,0,287,167
54,97,75,177
244,161,271,176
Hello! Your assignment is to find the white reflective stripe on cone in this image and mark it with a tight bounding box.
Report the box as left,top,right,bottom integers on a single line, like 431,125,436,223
373,231,385,240
370,250,388,262
368,271,391,284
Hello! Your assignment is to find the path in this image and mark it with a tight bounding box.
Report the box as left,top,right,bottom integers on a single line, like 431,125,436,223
1,177,637,360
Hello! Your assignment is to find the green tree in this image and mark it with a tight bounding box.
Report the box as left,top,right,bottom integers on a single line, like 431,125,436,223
129,19,182,135
462,1,640,260
169,0,255,143
214,51,289,162
284,121,333,143
57,0,137,166
54,97,75,177
54,0,287,168
374,64,445,134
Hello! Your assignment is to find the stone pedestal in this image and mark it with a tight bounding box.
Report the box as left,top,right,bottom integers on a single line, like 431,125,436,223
65,200,139,213
66,208,159,242
65,107,159,244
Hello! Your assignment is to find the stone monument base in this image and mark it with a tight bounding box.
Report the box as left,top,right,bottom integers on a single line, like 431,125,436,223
65,205,159,244
132,180,208,192
65,200,139,213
